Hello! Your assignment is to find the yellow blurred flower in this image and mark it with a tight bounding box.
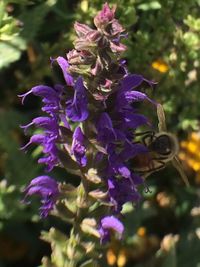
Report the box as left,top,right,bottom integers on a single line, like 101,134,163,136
180,131,200,183
107,248,117,266
117,249,127,267
151,60,169,73
80,0,88,12
106,227,160,267
137,227,146,237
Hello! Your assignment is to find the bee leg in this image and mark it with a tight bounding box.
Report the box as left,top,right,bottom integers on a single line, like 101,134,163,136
139,160,166,177
134,131,154,137
144,182,152,193
142,132,155,146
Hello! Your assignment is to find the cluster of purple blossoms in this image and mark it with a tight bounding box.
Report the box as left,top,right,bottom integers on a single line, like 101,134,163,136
20,3,156,241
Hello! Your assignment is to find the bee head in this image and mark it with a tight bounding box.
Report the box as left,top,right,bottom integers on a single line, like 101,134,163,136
150,132,179,158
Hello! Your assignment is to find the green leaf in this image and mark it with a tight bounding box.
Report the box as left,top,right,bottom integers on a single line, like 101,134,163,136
0,110,40,184
0,36,26,69
20,0,57,41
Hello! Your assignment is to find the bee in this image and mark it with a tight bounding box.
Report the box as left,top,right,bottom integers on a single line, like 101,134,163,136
132,104,190,187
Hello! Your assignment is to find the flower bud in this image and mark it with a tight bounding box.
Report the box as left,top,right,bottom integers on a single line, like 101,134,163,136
67,49,81,65
91,59,103,76
89,189,108,200
74,38,97,51
110,42,127,53
98,35,109,48
94,3,115,29
67,49,95,65
74,22,93,37
86,30,102,42
107,19,124,36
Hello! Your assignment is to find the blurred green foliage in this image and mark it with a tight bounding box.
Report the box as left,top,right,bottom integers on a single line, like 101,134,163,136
0,0,200,266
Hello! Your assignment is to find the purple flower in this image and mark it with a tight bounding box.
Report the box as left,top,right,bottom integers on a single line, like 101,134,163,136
96,113,117,144
107,145,131,178
120,74,156,91
21,116,58,134
71,126,87,167
19,85,59,104
23,176,59,217
19,84,63,117
120,74,144,91
120,140,148,161
116,74,157,108
108,160,131,178
21,133,59,171
55,56,74,86
66,77,89,122
99,215,124,243
19,84,66,171
117,88,154,108
116,111,149,130
108,177,141,212
38,146,59,172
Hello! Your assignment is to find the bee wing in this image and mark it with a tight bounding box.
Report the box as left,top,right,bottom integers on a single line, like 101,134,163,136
172,156,190,187
157,104,167,132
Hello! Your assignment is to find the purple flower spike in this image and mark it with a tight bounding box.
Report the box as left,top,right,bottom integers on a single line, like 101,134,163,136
71,126,87,167
66,77,89,122
55,56,74,86
23,176,59,217
99,215,124,243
